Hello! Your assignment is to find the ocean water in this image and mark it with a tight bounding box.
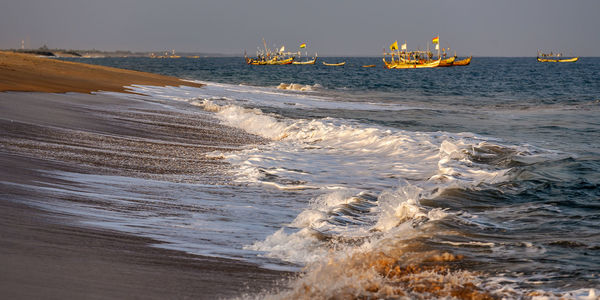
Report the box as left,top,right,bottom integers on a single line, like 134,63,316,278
56,57,599,298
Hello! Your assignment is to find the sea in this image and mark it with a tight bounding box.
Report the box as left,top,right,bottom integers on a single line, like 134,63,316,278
58,56,599,298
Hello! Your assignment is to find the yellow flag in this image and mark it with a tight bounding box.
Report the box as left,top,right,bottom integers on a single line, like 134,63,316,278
432,36,439,44
390,40,398,51
300,43,306,48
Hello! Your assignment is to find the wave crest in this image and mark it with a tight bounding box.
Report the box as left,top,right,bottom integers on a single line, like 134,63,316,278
276,83,320,91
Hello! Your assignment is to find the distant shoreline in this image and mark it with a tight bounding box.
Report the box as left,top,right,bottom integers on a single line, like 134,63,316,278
3,48,236,58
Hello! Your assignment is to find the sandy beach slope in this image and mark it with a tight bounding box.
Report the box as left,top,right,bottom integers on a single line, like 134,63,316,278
0,51,202,93
0,52,287,299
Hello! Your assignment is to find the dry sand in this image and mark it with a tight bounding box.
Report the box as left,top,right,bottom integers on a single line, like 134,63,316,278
0,52,287,299
0,51,203,93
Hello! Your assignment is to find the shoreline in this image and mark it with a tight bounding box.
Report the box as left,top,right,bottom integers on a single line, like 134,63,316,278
0,52,286,298
0,51,203,94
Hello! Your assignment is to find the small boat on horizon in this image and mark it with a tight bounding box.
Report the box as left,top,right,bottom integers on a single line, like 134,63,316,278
293,44,317,64
245,39,296,65
383,37,461,69
537,51,578,62
323,61,345,66
383,55,442,69
362,64,376,68
293,53,317,65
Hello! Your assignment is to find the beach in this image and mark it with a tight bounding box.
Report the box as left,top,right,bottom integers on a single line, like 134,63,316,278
0,52,287,299
1,52,598,299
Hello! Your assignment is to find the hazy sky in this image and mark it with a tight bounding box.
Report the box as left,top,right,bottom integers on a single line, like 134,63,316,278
1,0,599,56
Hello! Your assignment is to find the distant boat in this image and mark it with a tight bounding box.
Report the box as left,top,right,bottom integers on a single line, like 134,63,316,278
383,36,469,69
537,51,578,62
362,64,376,68
453,56,472,66
293,54,317,65
245,39,296,65
537,57,579,63
383,47,442,69
383,56,442,69
438,56,457,67
323,61,345,66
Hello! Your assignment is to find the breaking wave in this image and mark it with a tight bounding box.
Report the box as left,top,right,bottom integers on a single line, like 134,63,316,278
276,83,321,91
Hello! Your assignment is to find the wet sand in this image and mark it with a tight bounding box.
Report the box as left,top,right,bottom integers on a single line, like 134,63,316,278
0,54,287,299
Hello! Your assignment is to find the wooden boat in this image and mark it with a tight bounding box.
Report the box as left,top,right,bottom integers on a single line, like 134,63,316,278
383,48,441,69
293,54,317,65
438,56,457,67
453,56,472,66
383,36,464,69
383,57,441,69
362,64,376,68
323,61,345,66
270,57,294,65
246,55,294,65
293,59,316,65
537,51,578,63
537,57,578,63
245,39,296,65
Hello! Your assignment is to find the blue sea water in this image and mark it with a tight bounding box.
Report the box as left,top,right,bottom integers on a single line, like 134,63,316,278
58,56,599,298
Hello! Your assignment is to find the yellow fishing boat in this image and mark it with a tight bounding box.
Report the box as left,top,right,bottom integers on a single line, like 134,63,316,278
537,57,579,62
293,45,317,64
245,39,296,65
384,48,441,69
383,56,442,69
323,61,345,66
293,53,317,65
453,56,472,66
292,58,316,65
246,54,294,65
537,51,578,62
383,37,449,69
362,64,376,68
438,56,457,67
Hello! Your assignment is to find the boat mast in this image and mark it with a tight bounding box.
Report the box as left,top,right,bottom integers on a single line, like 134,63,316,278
262,38,269,57
437,35,440,59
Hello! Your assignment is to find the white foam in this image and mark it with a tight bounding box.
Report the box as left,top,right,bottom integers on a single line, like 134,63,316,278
124,81,423,112
105,84,554,271
276,82,319,92
100,83,581,298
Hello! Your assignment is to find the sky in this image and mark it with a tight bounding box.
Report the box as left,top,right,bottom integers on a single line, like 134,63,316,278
1,0,599,56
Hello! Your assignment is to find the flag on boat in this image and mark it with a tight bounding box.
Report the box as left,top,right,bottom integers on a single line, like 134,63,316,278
390,40,398,51
432,36,439,44
401,42,407,50
279,46,285,53
299,43,306,48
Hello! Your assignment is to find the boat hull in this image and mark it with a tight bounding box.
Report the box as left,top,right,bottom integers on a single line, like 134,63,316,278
453,56,472,66
438,56,457,67
322,62,346,66
537,57,579,62
292,58,317,65
383,57,441,69
246,57,294,65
